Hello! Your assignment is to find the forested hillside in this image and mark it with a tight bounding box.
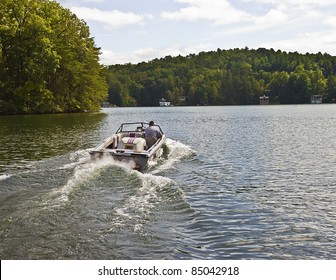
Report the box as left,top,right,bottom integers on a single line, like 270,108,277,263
0,0,107,114
107,48,336,106
2,1,336,113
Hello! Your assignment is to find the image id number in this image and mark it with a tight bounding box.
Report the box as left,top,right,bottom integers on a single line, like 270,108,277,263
191,266,239,276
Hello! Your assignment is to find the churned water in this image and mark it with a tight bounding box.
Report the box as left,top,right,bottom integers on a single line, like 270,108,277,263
1,105,336,259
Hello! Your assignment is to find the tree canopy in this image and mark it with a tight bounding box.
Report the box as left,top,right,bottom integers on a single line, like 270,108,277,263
106,48,336,106
0,0,107,114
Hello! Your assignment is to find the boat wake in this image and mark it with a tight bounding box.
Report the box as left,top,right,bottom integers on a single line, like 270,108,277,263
0,174,13,181
113,172,176,233
108,139,195,233
19,138,194,213
40,145,186,235
149,138,196,174
45,152,137,206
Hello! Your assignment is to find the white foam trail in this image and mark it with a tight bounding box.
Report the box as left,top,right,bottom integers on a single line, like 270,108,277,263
59,149,91,170
47,155,136,205
43,138,193,209
150,138,196,174
0,174,13,181
166,138,195,157
114,172,175,232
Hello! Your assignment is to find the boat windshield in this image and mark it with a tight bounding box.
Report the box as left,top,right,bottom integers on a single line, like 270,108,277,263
118,123,147,133
117,122,163,134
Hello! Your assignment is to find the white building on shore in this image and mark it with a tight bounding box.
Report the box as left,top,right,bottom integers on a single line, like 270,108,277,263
159,98,171,106
311,95,322,104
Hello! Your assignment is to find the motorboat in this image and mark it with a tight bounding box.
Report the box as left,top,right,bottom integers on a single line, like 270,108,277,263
89,122,166,171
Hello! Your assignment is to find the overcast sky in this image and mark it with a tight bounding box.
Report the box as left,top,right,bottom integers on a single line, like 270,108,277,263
57,0,336,65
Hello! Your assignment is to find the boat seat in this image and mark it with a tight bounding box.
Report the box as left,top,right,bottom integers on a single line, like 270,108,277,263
129,132,144,138
118,137,146,151
107,135,118,149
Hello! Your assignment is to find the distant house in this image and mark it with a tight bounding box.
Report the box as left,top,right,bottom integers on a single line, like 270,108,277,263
311,95,322,104
260,95,269,105
159,98,171,106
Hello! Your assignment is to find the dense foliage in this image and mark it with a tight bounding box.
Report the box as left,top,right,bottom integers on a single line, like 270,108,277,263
0,0,107,114
107,48,336,106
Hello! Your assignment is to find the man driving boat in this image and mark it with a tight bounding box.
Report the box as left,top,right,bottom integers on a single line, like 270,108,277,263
145,121,162,139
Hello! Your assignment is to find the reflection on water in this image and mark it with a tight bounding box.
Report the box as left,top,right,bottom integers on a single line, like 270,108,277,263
0,112,106,173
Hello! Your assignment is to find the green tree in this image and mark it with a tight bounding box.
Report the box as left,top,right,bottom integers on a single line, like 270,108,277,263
283,66,312,104
0,0,107,114
326,75,336,102
268,71,289,103
310,69,326,96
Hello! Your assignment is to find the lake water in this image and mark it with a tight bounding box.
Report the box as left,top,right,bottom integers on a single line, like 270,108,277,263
1,105,336,259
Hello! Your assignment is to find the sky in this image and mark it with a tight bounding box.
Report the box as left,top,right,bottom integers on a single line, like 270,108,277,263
57,0,336,65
